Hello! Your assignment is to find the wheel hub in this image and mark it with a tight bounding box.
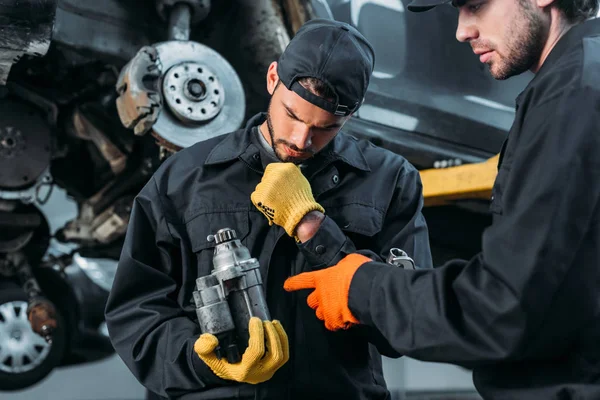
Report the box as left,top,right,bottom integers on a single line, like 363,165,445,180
0,300,50,374
0,128,25,158
11,329,23,341
162,61,225,123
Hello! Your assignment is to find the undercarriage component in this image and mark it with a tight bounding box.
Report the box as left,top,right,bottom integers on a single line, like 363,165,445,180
0,96,53,204
162,61,225,124
167,2,193,41
5,252,57,344
0,203,50,267
53,0,157,62
0,0,57,85
0,202,56,344
59,196,133,245
156,0,210,25
151,40,246,149
280,0,316,34
420,154,499,207
26,300,57,344
0,99,52,190
0,205,41,255
57,157,155,245
7,82,60,126
117,40,245,150
71,107,127,175
224,0,293,118
236,0,291,64
116,47,163,136
0,212,42,230
0,230,34,255
0,169,53,205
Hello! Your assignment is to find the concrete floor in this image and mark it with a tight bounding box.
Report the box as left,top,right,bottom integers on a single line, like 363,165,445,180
3,352,476,400
5,355,146,400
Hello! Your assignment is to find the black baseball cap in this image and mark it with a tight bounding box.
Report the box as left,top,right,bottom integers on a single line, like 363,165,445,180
276,19,375,117
407,0,451,12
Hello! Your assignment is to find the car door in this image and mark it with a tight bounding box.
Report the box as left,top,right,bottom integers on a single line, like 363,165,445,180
311,0,533,169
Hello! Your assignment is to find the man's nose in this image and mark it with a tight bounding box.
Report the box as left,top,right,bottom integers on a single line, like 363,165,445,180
290,125,313,149
456,12,479,42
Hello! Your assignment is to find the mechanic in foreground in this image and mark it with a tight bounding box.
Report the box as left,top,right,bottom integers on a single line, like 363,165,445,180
283,1,600,399
105,19,432,400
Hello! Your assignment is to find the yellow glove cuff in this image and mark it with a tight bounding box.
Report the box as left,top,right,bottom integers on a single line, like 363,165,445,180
275,189,325,238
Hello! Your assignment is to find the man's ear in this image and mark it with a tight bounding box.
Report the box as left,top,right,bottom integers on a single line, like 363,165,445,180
535,0,554,9
266,62,279,95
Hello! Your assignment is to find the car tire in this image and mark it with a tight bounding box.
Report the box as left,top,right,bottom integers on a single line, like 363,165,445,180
0,286,67,391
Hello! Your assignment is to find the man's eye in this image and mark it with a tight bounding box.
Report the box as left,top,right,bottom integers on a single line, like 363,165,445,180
468,2,483,12
314,126,337,132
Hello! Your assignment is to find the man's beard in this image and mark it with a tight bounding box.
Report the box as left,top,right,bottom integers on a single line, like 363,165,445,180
266,103,315,164
486,0,548,80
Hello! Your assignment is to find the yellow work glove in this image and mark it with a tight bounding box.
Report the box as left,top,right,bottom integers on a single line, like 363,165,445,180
194,317,289,384
251,163,325,237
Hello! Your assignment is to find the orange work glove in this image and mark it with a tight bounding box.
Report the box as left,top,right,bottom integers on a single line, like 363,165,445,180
283,253,372,331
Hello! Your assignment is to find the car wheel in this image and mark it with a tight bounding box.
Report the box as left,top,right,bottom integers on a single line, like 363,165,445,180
0,287,66,391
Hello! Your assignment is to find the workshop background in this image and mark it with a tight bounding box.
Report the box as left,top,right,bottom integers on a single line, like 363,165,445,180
6,0,593,398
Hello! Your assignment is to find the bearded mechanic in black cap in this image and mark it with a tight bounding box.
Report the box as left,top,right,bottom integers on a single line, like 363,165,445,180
284,1,600,399
105,18,433,400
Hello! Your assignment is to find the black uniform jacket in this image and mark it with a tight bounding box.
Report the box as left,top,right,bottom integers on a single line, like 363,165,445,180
349,19,600,400
105,112,432,399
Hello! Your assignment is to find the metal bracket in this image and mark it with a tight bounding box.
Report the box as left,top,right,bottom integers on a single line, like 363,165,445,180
386,248,415,270
0,168,53,204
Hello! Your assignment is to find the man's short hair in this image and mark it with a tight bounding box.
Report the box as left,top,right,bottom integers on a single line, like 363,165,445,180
297,77,337,103
276,77,338,103
554,0,599,23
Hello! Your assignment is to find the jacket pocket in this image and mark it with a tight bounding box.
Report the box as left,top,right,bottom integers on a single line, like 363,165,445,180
324,203,384,251
186,210,250,276
325,203,384,236
490,163,511,215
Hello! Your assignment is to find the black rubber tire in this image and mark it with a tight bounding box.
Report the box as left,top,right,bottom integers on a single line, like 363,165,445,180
0,287,67,391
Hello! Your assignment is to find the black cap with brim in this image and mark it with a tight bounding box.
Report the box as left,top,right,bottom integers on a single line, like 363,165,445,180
277,19,375,117
407,0,451,12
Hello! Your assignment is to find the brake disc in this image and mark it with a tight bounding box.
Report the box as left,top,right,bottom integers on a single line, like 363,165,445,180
0,99,51,190
152,40,246,149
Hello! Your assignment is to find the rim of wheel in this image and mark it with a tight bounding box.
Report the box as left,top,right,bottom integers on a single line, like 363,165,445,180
0,300,51,373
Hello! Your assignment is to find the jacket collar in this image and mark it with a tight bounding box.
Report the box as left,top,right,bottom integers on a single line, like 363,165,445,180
517,18,600,106
204,112,371,172
203,113,261,165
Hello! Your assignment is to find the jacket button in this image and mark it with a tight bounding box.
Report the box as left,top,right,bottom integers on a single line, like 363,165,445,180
253,153,260,160
315,245,326,255
332,174,339,184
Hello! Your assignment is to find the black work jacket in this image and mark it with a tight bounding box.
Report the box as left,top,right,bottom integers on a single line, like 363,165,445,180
349,19,600,400
105,113,432,400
